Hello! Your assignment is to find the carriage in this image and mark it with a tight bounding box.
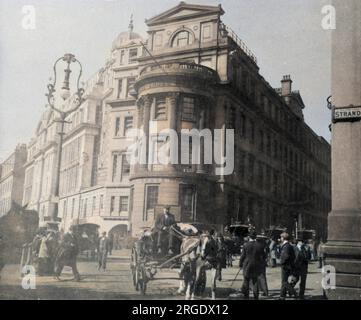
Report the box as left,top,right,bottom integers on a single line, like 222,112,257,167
297,229,316,241
265,226,288,241
130,222,219,296
223,223,253,266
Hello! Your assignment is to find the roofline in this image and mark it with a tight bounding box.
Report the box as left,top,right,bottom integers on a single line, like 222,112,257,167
145,2,224,26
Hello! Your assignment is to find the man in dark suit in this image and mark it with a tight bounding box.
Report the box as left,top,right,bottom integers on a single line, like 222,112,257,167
256,235,269,296
279,232,297,299
238,230,266,300
155,206,176,255
54,225,81,281
98,231,109,271
294,237,312,299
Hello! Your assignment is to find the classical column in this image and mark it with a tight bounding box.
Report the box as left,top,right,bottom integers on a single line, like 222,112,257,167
197,106,206,174
324,0,361,300
167,93,179,172
168,93,178,132
141,95,152,170
133,100,144,175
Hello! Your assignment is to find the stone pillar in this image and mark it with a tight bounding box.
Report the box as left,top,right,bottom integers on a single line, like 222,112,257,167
324,0,361,300
197,106,206,174
141,96,152,170
168,93,178,132
167,93,178,172
133,101,143,175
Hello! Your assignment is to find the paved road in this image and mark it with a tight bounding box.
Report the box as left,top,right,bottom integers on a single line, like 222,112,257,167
0,250,324,300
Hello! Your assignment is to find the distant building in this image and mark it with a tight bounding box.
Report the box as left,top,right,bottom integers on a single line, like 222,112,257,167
0,144,27,217
22,2,331,241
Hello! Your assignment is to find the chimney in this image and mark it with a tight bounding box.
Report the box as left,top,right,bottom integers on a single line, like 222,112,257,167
281,75,292,96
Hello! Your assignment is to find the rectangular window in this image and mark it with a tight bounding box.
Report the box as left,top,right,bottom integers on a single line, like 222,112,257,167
112,154,120,182
144,185,159,221
121,154,130,179
117,79,122,99
155,97,167,120
63,200,67,220
228,106,236,129
92,196,96,215
154,34,163,47
274,139,278,159
176,31,190,47
83,199,87,217
248,155,255,185
250,120,255,143
119,196,129,213
239,151,246,181
100,195,104,210
180,184,196,221
128,48,138,63
120,50,125,65
266,134,272,156
242,71,248,92
115,117,121,136
123,116,133,136
257,162,264,189
110,196,115,215
240,114,246,137
71,198,75,219
259,130,264,152
182,97,195,121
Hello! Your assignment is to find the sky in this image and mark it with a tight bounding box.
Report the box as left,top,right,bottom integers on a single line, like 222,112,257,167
0,0,332,161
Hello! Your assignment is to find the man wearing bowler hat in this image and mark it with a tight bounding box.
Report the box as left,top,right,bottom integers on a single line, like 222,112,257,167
293,234,311,299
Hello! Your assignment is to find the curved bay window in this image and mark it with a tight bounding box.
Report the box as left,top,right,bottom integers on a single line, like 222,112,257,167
172,30,193,47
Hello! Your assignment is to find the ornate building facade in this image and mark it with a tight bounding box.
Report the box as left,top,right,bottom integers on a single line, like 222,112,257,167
22,2,331,241
0,144,27,217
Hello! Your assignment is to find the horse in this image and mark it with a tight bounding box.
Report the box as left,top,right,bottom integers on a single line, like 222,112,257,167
177,229,220,300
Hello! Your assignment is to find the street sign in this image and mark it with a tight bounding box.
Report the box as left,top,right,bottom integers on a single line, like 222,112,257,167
333,105,361,123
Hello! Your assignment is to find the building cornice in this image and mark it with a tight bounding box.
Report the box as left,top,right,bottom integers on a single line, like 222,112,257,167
62,123,101,144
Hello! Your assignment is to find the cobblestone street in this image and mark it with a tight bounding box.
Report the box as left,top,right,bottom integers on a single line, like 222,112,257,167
0,250,325,300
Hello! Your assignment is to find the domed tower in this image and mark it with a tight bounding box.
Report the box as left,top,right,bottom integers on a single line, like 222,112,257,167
130,61,219,235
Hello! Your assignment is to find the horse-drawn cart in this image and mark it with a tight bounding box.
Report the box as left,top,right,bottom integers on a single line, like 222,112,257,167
130,223,219,298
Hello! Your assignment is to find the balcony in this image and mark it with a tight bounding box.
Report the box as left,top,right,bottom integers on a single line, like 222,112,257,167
137,61,218,83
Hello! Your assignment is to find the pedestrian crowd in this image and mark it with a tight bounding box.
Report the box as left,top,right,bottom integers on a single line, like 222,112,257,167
229,231,322,300
27,226,115,281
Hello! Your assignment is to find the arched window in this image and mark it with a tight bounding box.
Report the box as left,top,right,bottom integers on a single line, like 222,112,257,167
172,30,193,47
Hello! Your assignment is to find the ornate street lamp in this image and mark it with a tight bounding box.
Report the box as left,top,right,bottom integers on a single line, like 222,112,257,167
45,53,84,223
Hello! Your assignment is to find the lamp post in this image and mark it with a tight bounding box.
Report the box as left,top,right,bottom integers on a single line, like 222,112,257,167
46,53,84,223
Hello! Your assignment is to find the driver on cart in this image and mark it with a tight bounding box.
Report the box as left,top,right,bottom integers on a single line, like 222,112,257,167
155,206,176,256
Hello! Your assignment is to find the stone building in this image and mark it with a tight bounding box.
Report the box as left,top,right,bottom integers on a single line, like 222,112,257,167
22,2,331,241
129,2,331,239
0,144,27,217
